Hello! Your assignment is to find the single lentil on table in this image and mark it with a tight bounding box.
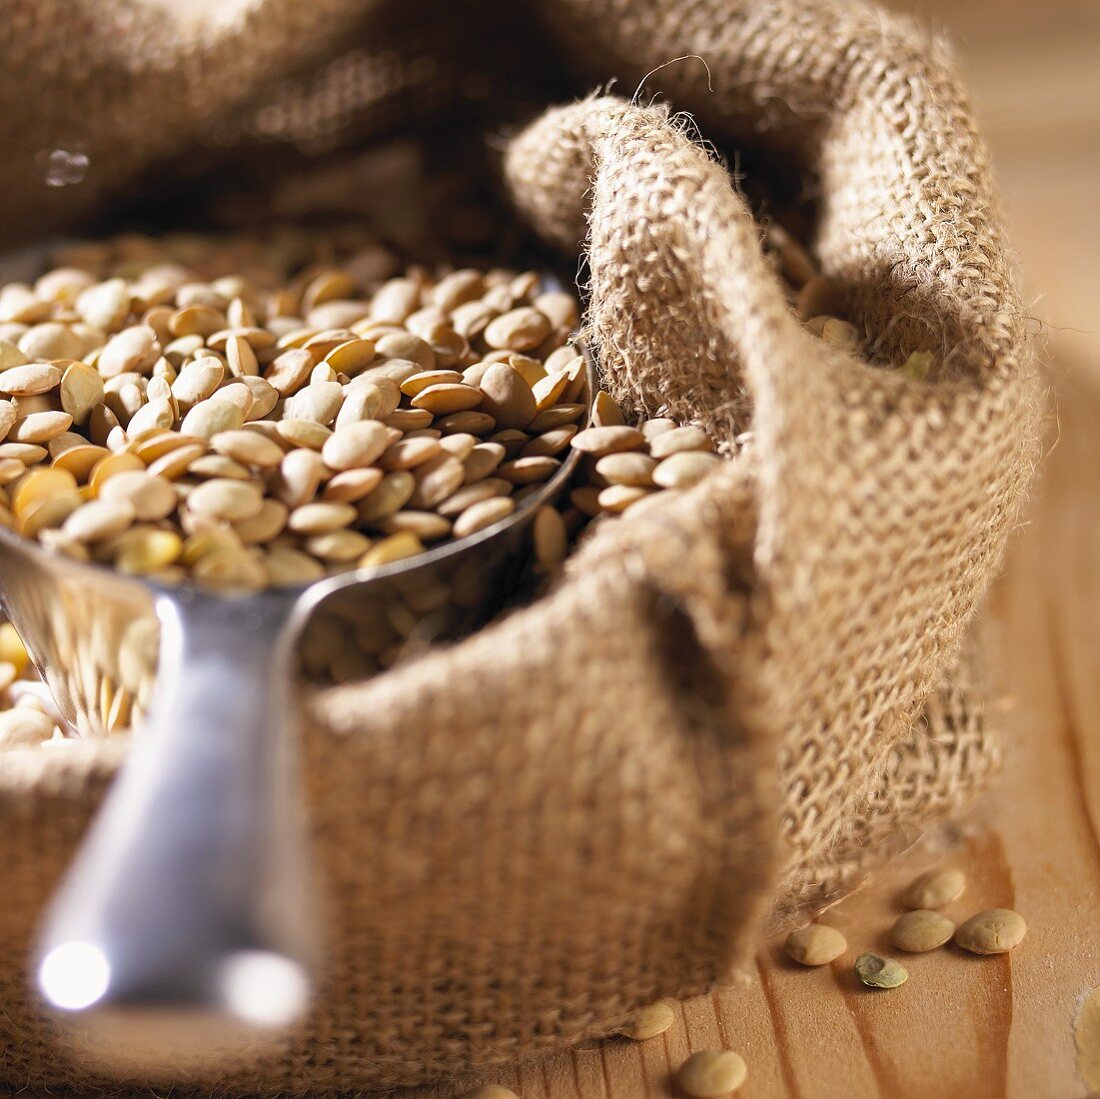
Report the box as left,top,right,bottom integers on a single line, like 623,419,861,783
854,952,909,989
901,866,967,910
676,1049,748,1097
954,908,1028,955
891,909,956,953
784,923,848,966
620,1000,676,1040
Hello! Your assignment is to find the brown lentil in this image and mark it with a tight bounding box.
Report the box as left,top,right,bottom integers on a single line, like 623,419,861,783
186,479,265,523
620,1000,676,1041
479,363,537,429
98,471,177,521
954,908,1027,955
785,923,847,966
483,306,551,350
287,502,357,535
0,364,63,397
359,531,424,568
902,867,966,910
595,452,657,487
437,479,511,517
892,909,955,953
648,425,715,459
452,495,516,538
597,484,651,513
676,1050,748,1097
62,499,136,543
532,505,568,572
571,425,646,456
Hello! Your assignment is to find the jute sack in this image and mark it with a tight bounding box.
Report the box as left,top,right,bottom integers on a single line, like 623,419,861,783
0,0,1040,1093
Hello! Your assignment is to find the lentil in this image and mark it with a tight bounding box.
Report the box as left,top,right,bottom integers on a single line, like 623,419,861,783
63,499,137,542
597,484,651,512
676,1050,748,1097
113,529,184,574
532,505,568,572
0,399,15,442
571,423,646,457
785,924,847,966
595,451,657,487
452,496,516,538
954,908,1027,955
854,952,908,989
479,363,537,429
902,867,966,910
892,910,955,953
483,306,551,350
187,479,265,522
652,451,722,489
0,364,63,397
648,425,715,459
359,531,424,568
98,471,177,521
620,1001,675,1040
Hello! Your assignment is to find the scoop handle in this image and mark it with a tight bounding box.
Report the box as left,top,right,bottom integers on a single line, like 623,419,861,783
34,588,316,1073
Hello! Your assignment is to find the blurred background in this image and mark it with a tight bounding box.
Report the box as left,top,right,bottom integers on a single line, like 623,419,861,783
884,0,1099,375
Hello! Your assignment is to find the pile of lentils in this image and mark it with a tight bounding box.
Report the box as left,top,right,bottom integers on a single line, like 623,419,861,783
0,226,884,754
0,241,598,588
0,226,879,593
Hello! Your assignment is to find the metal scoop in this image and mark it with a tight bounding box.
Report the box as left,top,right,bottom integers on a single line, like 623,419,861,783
0,258,587,1075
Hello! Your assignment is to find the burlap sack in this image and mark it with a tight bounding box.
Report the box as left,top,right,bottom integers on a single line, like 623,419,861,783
0,0,1040,1092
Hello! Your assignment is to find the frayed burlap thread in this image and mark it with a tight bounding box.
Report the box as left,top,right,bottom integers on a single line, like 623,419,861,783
503,89,1039,916
0,0,1040,1092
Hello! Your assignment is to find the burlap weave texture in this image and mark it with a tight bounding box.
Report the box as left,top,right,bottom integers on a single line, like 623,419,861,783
0,0,1040,1091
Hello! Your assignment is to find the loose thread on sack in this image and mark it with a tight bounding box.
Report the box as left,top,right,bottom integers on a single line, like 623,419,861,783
632,54,715,105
